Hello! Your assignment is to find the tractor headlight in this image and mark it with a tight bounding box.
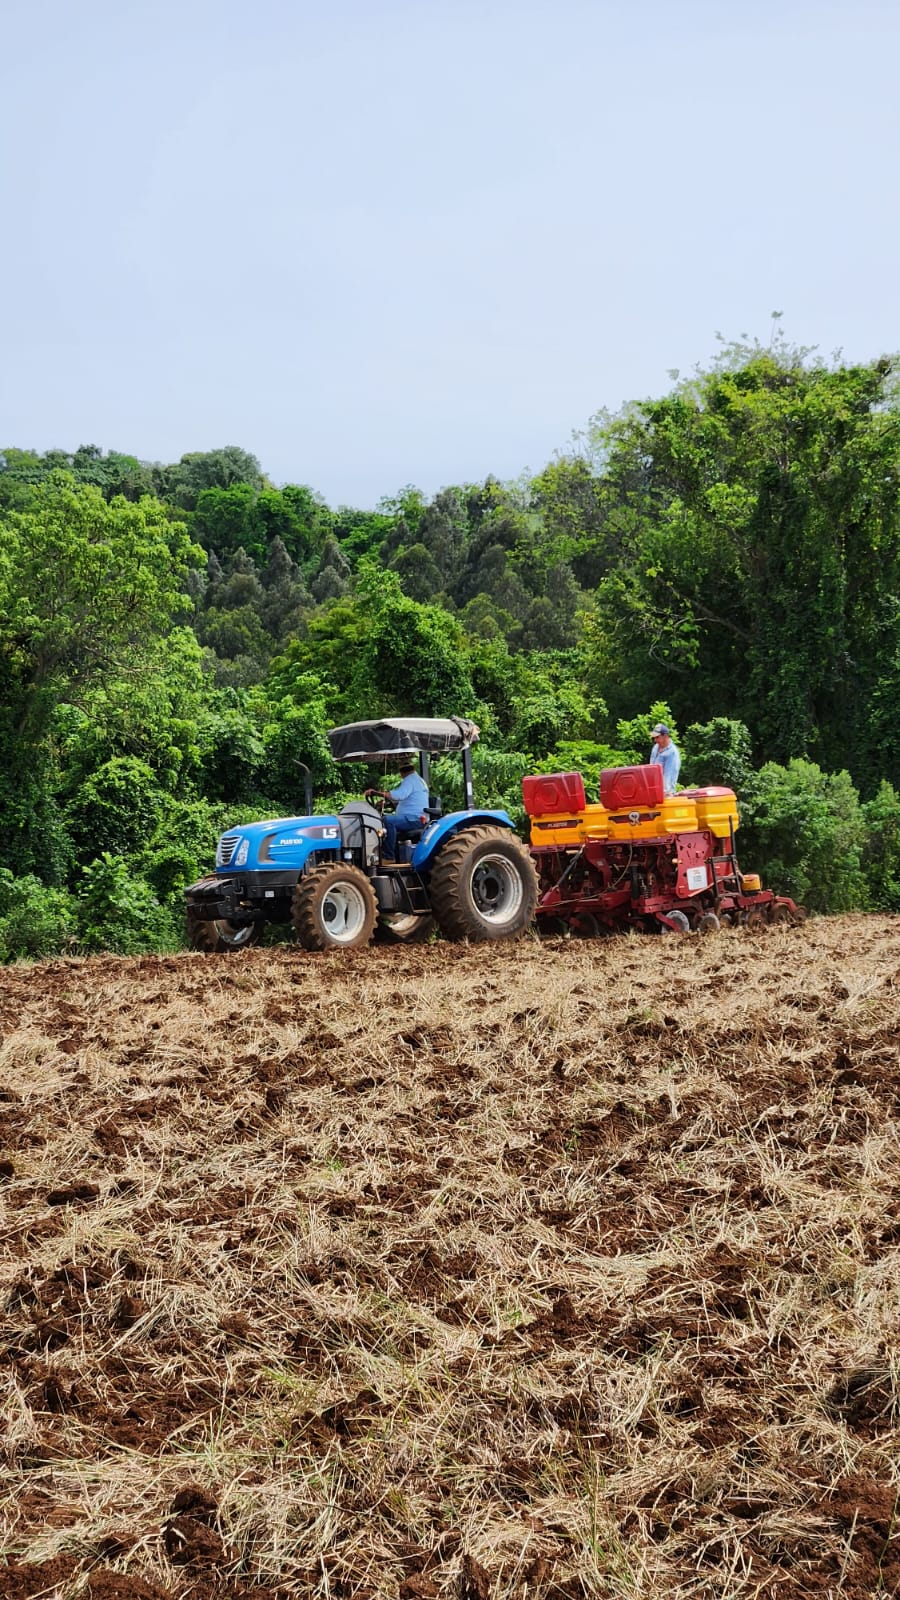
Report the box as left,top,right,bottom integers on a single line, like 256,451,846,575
234,837,250,867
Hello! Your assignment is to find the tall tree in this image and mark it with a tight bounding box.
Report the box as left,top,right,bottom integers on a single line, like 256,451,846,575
581,338,900,785
0,474,200,736
161,446,264,511
0,473,201,871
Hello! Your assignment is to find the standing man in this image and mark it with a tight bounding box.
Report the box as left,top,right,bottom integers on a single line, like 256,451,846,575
366,759,430,858
649,723,681,795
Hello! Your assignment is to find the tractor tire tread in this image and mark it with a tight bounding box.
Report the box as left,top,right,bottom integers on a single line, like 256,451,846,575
427,825,538,942
291,864,378,951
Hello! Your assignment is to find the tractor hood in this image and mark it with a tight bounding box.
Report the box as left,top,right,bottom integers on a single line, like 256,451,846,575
328,716,479,763
215,814,341,871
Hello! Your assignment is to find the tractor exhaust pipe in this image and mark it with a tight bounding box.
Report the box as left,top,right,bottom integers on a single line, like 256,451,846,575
462,745,475,810
294,761,313,815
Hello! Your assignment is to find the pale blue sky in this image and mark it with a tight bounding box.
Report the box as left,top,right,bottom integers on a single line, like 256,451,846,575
2,0,898,505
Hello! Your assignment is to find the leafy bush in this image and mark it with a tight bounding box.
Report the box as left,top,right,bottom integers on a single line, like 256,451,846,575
509,683,592,758
741,759,868,913
66,756,167,860
0,870,78,961
53,634,206,797
137,796,233,910
681,717,756,794
356,564,475,717
140,844,204,908
430,749,532,830
0,726,73,883
197,699,267,803
76,854,179,954
861,780,900,911
614,703,679,765
260,696,340,803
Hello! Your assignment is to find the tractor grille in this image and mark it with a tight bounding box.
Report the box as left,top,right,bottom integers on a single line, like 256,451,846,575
218,834,240,867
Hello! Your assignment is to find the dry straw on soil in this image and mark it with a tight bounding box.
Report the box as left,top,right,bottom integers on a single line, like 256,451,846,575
0,916,898,1599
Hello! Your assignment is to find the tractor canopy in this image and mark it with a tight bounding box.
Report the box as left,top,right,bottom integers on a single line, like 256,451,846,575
327,717,480,763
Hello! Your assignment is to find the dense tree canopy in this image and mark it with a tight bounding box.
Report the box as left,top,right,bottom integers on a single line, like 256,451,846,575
2,333,900,951
581,340,900,784
0,475,200,730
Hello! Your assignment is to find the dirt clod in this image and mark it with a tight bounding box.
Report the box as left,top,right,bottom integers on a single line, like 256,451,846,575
164,1513,226,1567
46,1181,99,1205
458,1553,492,1599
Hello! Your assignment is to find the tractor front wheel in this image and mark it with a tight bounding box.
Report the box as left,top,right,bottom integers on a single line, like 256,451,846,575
428,827,538,942
292,865,377,951
186,908,262,953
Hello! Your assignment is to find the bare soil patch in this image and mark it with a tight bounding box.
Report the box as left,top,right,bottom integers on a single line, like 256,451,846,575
1,916,899,1597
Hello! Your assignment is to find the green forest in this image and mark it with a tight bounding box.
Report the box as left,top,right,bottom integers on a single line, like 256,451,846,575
2,331,900,959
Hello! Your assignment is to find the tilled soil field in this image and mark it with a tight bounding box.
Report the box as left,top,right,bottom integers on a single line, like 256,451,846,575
0,916,899,1599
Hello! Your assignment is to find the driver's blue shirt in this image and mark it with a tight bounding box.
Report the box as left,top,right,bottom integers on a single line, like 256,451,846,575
389,771,429,823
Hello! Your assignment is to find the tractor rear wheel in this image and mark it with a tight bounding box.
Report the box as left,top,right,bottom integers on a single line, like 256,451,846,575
292,865,377,951
186,908,262,953
428,827,538,942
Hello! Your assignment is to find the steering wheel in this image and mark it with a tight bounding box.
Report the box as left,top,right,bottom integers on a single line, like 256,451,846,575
363,789,395,815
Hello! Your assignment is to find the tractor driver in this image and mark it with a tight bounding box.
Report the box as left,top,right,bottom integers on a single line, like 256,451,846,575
649,723,681,795
365,759,429,859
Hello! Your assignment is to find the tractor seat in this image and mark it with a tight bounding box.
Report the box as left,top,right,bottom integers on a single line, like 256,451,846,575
393,823,424,845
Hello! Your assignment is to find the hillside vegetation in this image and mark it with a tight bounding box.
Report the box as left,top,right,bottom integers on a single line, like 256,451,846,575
3,333,900,959
1,918,898,1597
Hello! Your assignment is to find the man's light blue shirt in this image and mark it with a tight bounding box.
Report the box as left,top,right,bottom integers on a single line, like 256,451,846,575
649,741,681,795
389,771,429,823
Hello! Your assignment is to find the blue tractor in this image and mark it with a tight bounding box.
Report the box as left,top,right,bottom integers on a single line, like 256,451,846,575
184,716,538,951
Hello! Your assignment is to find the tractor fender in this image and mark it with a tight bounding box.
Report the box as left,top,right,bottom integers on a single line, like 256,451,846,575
412,810,517,872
